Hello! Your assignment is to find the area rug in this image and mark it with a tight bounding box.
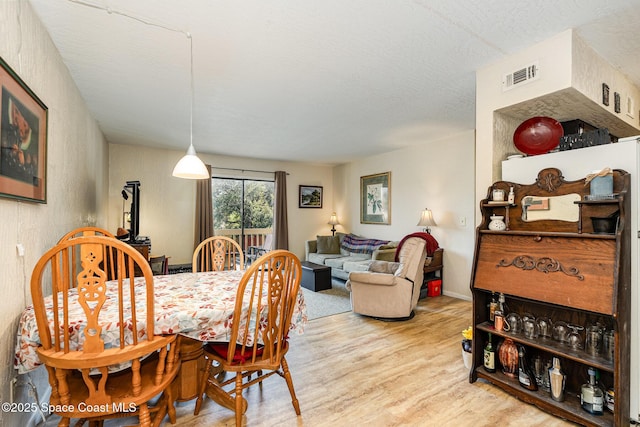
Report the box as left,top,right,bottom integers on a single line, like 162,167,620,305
301,279,351,320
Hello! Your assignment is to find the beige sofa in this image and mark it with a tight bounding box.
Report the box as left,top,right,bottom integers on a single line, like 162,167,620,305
346,236,427,319
305,232,398,280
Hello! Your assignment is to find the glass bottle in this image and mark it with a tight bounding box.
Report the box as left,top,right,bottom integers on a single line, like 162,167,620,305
517,345,538,391
488,293,498,325
581,367,604,415
498,292,507,314
508,186,515,204
484,333,496,373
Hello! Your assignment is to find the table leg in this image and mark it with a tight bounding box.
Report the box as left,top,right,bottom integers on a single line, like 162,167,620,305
176,337,247,413
176,337,204,402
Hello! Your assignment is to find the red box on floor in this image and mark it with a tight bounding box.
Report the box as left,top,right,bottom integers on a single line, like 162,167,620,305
427,279,442,297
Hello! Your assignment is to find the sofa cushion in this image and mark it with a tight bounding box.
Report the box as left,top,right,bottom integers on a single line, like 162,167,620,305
343,259,372,274
341,234,390,254
325,254,369,269
308,253,344,265
316,235,340,254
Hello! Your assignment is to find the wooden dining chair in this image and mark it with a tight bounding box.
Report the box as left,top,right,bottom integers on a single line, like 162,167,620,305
193,250,303,426
30,235,181,427
57,226,115,242
192,236,245,272
149,254,169,275
245,233,273,265
57,226,121,283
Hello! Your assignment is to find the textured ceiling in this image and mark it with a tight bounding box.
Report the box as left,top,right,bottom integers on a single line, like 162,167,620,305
27,0,640,165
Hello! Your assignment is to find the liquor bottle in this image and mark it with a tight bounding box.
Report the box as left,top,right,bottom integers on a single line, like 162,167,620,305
517,345,538,391
498,292,507,314
507,186,515,204
488,293,498,325
581,367,604,415
484,333,496,373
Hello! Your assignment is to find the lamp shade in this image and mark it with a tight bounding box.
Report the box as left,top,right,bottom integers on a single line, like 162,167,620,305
417,208,437,227
328,212,340,225
172,144,209,179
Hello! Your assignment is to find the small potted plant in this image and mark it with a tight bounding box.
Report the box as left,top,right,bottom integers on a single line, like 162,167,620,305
461,326,473,369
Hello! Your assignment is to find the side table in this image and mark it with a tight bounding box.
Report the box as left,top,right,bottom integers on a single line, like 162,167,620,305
421,248,443,297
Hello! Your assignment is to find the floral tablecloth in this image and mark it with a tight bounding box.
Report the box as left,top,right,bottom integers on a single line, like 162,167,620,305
14,271,308,374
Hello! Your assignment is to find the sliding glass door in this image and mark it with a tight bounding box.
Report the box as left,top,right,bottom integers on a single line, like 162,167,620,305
212,177,274,251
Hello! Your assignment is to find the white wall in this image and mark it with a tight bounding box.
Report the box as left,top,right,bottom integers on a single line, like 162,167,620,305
334,131,476,300
1,1,108,425
475,30,573,210
108,144,336,264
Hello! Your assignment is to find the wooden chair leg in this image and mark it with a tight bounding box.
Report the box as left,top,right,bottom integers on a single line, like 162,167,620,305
166,383,177,424
139,403,151,427
281,358,300,415
194,356,213,415
235,373,244,427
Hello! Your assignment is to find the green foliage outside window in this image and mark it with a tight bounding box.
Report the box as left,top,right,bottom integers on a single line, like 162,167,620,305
212,179,274,230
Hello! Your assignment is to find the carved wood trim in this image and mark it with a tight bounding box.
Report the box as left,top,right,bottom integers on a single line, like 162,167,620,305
535,168,565,193
497,255,584,280
77,246,107,353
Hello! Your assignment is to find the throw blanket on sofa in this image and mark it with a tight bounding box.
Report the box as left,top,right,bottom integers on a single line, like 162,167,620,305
394,232,439,261
341,234,389,254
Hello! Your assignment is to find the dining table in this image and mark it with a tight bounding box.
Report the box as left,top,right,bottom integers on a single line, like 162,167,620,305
14,270,308,407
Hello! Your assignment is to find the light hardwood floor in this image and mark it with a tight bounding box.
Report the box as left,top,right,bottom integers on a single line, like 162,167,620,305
170,296,576,427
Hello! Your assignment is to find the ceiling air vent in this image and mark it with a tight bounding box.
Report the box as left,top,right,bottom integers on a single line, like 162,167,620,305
502,62,539,91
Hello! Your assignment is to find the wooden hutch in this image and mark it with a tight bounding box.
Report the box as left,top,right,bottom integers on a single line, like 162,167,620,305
469,167,630,426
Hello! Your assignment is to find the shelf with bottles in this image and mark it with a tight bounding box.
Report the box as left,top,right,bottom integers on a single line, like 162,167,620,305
474,363,614,427
474,292,616,372
476,322,614,373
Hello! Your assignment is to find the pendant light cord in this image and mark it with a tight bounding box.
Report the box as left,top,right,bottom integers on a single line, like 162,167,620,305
67,0,209,179
68,0,199,152
67,0,187,37
189,33,194,150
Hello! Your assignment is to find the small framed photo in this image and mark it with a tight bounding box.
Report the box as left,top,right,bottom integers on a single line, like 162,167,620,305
360,172,391,224
299,185,323,208
0,57,48,203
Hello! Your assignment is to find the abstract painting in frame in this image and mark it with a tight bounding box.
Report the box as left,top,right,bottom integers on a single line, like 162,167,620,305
360,172,390,224
0,57,48,203
299,185,323,208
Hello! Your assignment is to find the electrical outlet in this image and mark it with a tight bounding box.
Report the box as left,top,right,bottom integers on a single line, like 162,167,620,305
16,243,25,257
459,216,467,227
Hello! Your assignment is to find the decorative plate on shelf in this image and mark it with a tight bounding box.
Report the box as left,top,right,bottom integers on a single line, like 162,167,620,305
513,116,564,155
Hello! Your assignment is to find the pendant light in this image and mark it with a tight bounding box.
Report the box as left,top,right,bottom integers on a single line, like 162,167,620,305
172,33,209,179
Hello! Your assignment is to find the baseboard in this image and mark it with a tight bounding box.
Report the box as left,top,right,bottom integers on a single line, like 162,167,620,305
442,290,472,301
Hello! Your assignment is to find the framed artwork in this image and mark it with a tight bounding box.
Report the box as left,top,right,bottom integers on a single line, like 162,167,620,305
299,185,323,208
360,172,390,224
0,57,48,203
